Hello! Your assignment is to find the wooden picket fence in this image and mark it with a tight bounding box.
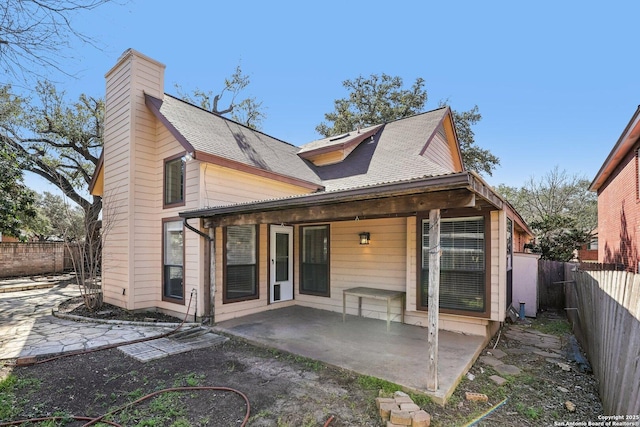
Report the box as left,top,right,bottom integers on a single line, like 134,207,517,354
565,267,640,415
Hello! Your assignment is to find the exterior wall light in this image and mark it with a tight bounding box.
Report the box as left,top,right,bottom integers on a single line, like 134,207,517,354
359,232,370,245
182,151,194,162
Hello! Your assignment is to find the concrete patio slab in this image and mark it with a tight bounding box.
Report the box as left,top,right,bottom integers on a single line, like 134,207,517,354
214,305,487,404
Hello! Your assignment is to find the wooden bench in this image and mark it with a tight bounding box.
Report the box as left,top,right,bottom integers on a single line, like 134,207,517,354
342,286,405,331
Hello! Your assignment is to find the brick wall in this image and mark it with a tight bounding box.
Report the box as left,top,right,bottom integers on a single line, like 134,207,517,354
597,140,640,272
0,243,66,278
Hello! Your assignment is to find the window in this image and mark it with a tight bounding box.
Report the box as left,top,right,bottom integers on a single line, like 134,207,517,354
164,155,185,207
224,225,258,302
420,216,486,313
588,237,598,250
300,225,329,296
163,219,184,302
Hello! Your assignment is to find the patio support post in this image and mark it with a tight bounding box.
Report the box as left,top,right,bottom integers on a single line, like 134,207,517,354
208,226,216,322
427,208,440,391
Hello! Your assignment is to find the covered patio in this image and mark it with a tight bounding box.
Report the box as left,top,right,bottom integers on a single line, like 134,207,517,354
213,305,487,404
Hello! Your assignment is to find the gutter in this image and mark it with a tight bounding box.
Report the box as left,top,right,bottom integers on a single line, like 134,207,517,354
589,105,640,192
180,172,506,225
180,172,479,220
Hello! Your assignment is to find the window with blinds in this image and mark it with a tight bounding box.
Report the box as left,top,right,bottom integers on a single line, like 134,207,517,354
300,225,329,296
225,225,258,302
421,216,486,312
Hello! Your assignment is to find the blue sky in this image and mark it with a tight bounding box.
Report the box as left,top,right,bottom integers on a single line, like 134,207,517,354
24,0,640,195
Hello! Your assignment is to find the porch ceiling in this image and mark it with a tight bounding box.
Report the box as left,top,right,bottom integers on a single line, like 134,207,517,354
181,172,504,227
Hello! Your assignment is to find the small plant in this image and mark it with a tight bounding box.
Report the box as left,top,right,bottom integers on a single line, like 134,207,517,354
532,318,571,336
356,375,399,393
127,388,144,399
410,392,431,407
0,375,41,420
516,402,542,420
172,372,204,388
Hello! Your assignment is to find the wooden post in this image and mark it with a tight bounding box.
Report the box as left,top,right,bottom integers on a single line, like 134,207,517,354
208,226,216,322
427,209,440,391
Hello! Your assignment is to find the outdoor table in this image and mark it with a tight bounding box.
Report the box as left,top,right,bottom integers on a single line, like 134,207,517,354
342,286,405,331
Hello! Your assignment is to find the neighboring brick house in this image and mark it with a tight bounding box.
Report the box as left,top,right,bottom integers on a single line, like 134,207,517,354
577,233,598,263
590,106,640,272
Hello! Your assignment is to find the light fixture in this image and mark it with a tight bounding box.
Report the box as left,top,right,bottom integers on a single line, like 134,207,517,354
359,232,370,245
182,151,194,162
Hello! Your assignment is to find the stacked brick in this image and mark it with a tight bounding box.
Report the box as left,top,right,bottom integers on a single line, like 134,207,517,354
376,391,431,427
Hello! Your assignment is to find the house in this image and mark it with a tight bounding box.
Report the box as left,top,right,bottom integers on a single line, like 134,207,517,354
91,49,533,344
590,106,640,272
577,232,598,263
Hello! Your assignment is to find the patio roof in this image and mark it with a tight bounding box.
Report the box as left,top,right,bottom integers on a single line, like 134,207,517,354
180,171,504,227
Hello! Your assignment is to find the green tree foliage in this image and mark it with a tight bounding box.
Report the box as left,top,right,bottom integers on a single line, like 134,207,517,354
0,82,103,233
496,166,597,261
0,0,114,83
315,73,500,176
0,146,35,239
22,192,85,241
176,65,266,130
450,105,500,176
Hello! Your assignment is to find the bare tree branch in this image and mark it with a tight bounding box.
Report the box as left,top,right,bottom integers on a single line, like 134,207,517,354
0,0,117,83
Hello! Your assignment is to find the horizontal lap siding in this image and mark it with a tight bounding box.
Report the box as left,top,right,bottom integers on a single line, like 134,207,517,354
135,126,201,314
296,218,407,322
130,58,165,312
490,210,504,321
423,127,455,171
204,164,312,320
201,164,313,207
102,58,133,307
215,225,284,321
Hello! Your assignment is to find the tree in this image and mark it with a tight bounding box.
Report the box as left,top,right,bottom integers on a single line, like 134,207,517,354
315,73,500,176
22,191,85,241
0,0,113,83
449,105,500,177
496,166,597,261
0,82,103,241
176,65,266,130
0,145,35,239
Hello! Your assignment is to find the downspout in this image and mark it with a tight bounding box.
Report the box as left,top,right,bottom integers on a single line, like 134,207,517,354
183,218,216,324
208,224,216,323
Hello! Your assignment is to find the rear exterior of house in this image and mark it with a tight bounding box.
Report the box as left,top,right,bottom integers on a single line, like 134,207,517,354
93,49,533,339
590,107,640,272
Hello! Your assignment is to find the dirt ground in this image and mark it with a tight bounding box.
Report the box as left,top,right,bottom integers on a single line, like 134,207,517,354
0,311,603,426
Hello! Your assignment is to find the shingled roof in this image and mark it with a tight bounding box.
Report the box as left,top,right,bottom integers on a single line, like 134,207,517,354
145,94,323,188
314,108,458,191
146,94,461,193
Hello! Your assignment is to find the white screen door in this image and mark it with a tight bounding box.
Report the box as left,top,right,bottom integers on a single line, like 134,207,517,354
270,225,293,302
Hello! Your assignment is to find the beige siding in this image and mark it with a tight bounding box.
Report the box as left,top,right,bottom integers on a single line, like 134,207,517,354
490,210,506,321
422,125,455,171
200,164,313,208
214,225,292,322
102,54,134,308
214,210,498,336
296,218,407,320
306,150,344,166
406,217,418,311
101,50,185,312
